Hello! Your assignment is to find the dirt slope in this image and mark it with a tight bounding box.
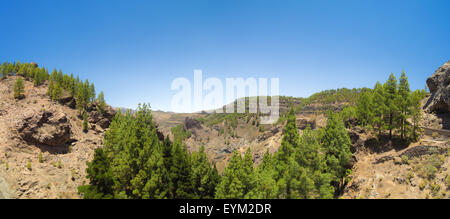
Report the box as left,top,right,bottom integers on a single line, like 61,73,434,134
0,76,112,198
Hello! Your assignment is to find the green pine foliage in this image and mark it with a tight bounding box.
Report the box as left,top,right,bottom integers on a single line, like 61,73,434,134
215,150,251,199
321,113,352,188
96,91,106,114
191,146,219,199
78,104,219,199
354,71,427,141
13,77,25,99
82,112,89,132
1,61,104,116
170,124,192,144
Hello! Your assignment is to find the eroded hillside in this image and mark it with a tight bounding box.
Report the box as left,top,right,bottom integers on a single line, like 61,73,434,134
0,76,114,198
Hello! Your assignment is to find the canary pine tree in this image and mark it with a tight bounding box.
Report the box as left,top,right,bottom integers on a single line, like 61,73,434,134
190,145,218,199
321,113,352,189
13,77,25,99
397,71,411,140
215,151,247,199
384,73,398,139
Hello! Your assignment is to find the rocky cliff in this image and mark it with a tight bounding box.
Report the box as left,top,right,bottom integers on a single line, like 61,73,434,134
425,61,450,113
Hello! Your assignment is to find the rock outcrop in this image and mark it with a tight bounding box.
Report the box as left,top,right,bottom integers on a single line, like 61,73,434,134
424,61,450,113
183,117,202,130
15,109,72,147
88,104,116,129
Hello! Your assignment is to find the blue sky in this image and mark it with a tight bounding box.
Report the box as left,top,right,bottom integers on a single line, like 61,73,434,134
0,0,449,111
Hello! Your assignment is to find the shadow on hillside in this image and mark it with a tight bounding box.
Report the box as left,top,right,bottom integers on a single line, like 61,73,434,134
435,112,450,130
36,140,77,155
364,134,411,153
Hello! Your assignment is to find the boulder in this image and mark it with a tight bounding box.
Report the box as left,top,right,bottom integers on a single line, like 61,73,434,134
424,61,450,113
88,104,116,129
15,109,72,147
58,93,74,107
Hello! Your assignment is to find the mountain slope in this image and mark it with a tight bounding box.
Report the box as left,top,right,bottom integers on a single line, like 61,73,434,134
0,76,114,198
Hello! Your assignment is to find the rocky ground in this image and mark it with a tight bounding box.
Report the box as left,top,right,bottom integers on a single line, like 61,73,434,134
342,61,450,199
0,76,114,198
342,126,449,199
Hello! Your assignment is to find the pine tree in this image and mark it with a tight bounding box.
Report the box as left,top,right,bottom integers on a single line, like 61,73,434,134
84,104,170,199
247,150,279,198
17,65,26,77
191,146,218,199
397,71,411,140
83,112,89,132
90,83,96,103
33,70,40,86
215,151,246,199
384,73,398,139
277,157,314,199
242,148,255,196
410,90,426,140
47,80,54,97
276,108,299,165
372,81,386,135
14,77,25,99
340,106,357,128
0,62,6,79
78,147,114,199
52,82,62,101
96,91,106,114
321,113,352,189
296,126,323,173
356,91,373,127
169,142,194,198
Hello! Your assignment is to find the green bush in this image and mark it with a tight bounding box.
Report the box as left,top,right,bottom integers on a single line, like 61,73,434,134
27,162,32,171
406,171,414,183
419,180,427,190
430,183,441,197
422,164,438,179
401,155,409,164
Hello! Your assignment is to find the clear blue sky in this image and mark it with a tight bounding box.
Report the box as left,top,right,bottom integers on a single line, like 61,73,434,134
1,0,449,111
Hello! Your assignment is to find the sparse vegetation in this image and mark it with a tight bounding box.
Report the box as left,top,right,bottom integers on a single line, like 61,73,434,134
171,124,192,143
445,175,450,190
26,162,32,171
39,152,44,163
406,171,414,183
71,169,76,181
431,132,439,139
430,182,441,197
419,180,427,190
401,155,409,165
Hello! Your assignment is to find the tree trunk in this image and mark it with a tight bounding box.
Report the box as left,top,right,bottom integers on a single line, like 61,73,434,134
389,113,392,139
